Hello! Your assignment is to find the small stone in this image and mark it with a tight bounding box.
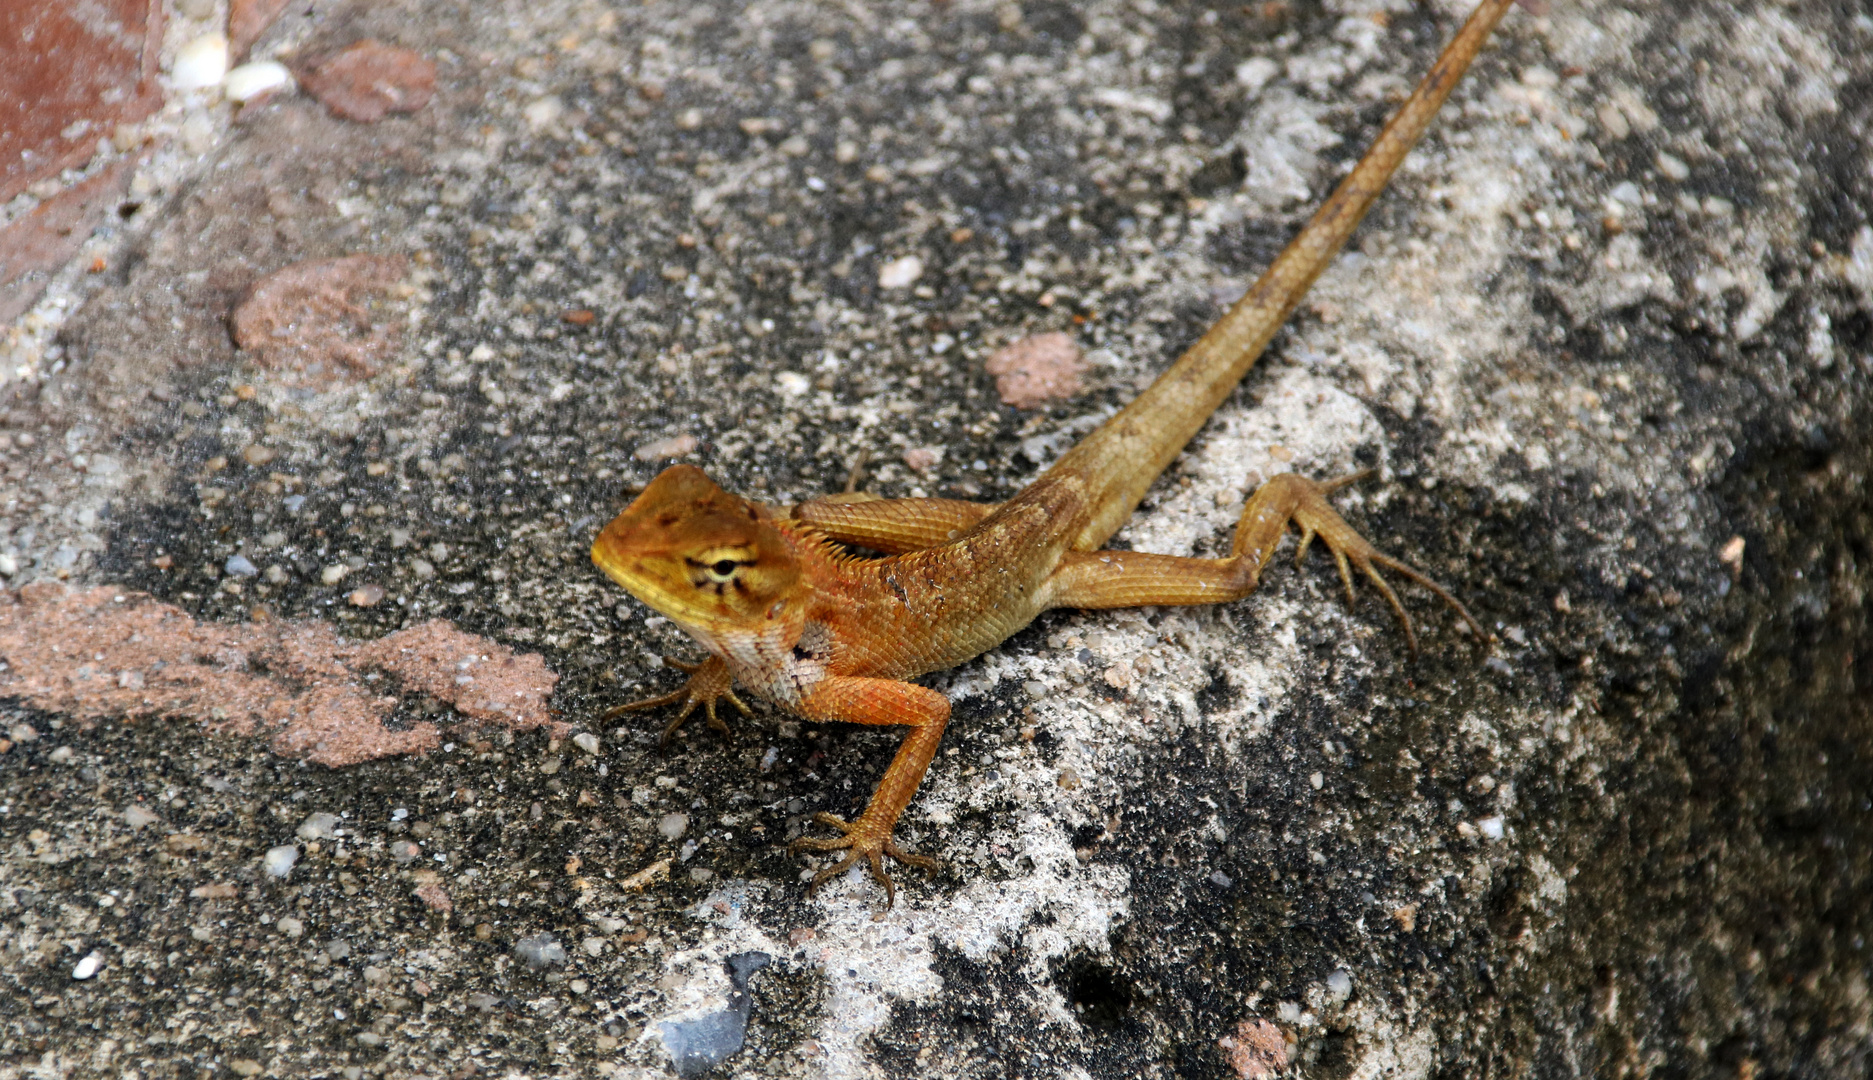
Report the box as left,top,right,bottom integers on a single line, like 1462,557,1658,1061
320,564,350,585
902,447,942,474
362,965,390,985
347,583,385,607
390,840,421,864
354,1032,384,1048
634,433,698,461
0,553,17,576
877,255,923,289
514,931,568,971
264,565,289,584
1477,816,1505,840
326,939,352,960
572,732,601,756
658,813,689,841
582,936,607,957
124,805,161,829
1325,969,1352,999
300,40,436,123
225,554,258,577
415,882,452,912
171,33,230,91
1309,771,1324,790
220,60,291,102
240,443,276,466
8,724,38,743
262,845,299,879
230,1060,263,1078
71,951,104,980
276,916,305,938
48,745,75,763
297,812,339,840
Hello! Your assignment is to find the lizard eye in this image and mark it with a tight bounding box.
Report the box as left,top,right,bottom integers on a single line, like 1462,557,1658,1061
710,559,739,579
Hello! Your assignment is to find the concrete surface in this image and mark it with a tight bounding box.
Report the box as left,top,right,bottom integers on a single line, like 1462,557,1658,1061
2,0,1871,1077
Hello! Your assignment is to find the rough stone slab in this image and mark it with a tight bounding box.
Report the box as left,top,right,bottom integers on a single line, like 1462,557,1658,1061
0,1,1869,1078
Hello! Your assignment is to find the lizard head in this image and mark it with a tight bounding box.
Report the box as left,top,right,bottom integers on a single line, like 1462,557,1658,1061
591,465,803,635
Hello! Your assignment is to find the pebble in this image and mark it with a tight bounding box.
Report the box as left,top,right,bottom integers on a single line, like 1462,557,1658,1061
658,813,689,841
0,553,16,576
514,931,567,971
347,583,386,607
48,746,75,764
582,936,607,957
72,951,104,980
224,61,293,104
321,564,350,585
262,844,299,878
1326,969,1352,999
225,554,258,577
634,433,698,461
9,724,38,743
572,732,601,755
124,805,161,829
877,255,924,289
1478,816,1505,840
297,812,339,840
240,444,276,466
390,840,421,864
326,939,351,960
172,33,230,91
276,916,305,938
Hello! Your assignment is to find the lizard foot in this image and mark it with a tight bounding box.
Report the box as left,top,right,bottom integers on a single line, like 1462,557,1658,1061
789,811,937,909
601,656,751,747
1291,471,1488,656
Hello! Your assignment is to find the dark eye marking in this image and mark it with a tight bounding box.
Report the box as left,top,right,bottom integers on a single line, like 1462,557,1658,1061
712,559,739,577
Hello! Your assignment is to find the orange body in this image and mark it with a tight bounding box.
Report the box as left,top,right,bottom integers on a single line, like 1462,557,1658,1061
593,0,1512,905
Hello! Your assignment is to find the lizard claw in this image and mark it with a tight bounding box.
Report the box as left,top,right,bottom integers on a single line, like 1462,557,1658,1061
789,811,937,909
602,655,751,747
1292,472,1487,657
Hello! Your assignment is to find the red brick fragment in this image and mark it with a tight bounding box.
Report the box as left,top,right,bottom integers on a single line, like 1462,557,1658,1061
0,584,565,768
984,331,1088,408
299,40,437,123
0,0,164,204
227,0,291,61
0,153,141,323
1218,1019,1290,1079
229,254,408,385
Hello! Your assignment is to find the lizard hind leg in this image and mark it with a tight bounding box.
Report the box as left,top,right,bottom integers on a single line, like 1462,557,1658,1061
1278,473,1487,657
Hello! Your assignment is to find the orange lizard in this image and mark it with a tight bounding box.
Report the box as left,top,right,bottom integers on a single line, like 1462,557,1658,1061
593,0,1511,905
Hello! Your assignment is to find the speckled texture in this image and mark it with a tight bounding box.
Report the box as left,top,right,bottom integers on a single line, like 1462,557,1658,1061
1,0,1871,1077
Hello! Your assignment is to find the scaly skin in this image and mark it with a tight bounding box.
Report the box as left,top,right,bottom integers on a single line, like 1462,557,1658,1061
593,0,1512,907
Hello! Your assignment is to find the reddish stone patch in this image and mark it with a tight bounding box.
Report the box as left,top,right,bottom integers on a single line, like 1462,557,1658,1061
0,584,565,768
1217,1019,1290,1079
414,882,453,913
229,253,408,384
227,0,291,61
299,40,437,123
0,153,140,322
984,331,1088,408
0,0,164,203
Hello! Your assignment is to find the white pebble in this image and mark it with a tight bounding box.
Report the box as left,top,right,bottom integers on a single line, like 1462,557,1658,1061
775,371,811,397
72,952,104,980
1477,816,1505,841
297,812,339,841
172,33,230,91
0,552,16,576
877,255,923,289
1326,969,1352,999
572,732,602,756
262,844,300,879
123,805,161,829
275,916,305,938
321,564,350,585
223,61,293,104
658,813,689,841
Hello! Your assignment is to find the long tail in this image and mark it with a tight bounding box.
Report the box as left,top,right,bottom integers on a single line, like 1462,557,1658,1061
1043,0,1518,551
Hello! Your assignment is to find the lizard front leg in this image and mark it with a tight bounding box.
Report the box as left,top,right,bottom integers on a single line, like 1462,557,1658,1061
787,675,949,907
602,654,752,747
1046,472,1484,655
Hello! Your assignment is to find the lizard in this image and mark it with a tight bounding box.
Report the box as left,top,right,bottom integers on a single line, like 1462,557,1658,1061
592,0,1512,906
